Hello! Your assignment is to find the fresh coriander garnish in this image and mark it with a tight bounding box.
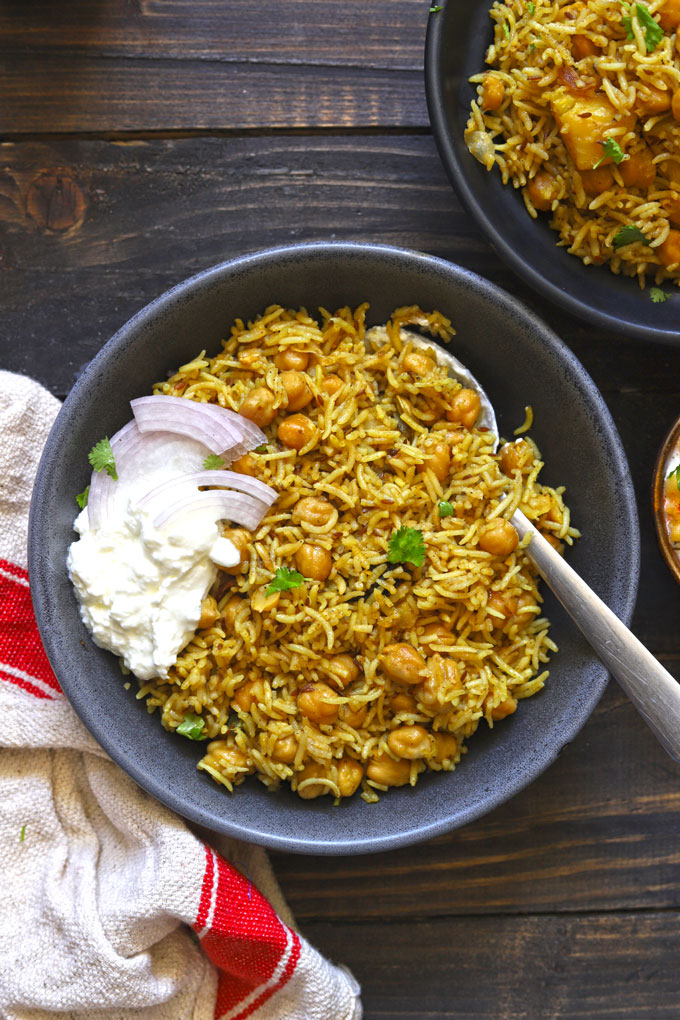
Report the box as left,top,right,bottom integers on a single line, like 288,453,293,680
650,287,669,303
429,4,443,11
635,3,664,51
176,713,205,740
88,437,118,480
620,1,634,39
527,1,536,13
612,225,649,249
19,825,25,842
438,501,454,518
254,444,268,453
203,454,225,470
667,464,680,487
529,41,536,52
76,485,90,510
503,20,511,38
266,566,305,595
387,526,426,568
593,137,626,169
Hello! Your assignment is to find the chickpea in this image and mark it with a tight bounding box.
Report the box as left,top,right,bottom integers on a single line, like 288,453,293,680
277,413,318,450
366,753,412,788
665,196,680,227
274,348,309,371
293,496,335,527
657,229,680,267
221,527,251,574
238,347,262,366
271,734,298,764
420,622,452,648
387,725,433,760
479,519,519,557
673,88,680,121
296,543,332,581
231,453,257,476
432,732,458,763
659,0,680,30
487,591,518,629
499,439,534,477
419,441,450,483
580,167,614,197
232,677,265,714
526,171,558,212
419,657,462,711
326,653,360,690
281,370,313,412
338,701,368,728
402,349,436,376
321,374,344,397
446,388,481,429
203,740,252,777
486,693,518,721
222,596,244,630
381,643,426,685
297,682,339,724
251,588,280,613
636,86,672,116
391,692,418,714
337,757,364,798
296,762,330,799
239,386,277,428
197,595,220,630
482,75,505,111
620,148,656,190
572,33,599,59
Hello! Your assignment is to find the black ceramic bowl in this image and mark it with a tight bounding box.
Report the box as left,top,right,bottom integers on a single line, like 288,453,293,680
425,5,680,345
29,242,639,854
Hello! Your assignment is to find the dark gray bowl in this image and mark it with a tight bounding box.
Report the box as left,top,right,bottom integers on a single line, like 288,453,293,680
28,242,639,854
425,5,680,345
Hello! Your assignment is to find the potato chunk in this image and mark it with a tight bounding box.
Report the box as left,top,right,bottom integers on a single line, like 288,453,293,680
551,91,635,171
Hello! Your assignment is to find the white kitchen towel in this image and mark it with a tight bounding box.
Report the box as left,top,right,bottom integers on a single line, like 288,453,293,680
0,370,361,1020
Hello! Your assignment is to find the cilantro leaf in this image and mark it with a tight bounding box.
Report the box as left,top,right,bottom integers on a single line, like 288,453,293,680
76,485,90,510
429,4,443,10
176,713,205,740
635,3,664,51
19,825,25,842
387,526,426,568
88,437,118,480
203,454,225,470
254,444,268,453
266,566,305,595
527,1,536,13
438,501,454,518
667,464,680,487
612,225,649,249
650,287,669,303
503,20,511,39
593,137,626,169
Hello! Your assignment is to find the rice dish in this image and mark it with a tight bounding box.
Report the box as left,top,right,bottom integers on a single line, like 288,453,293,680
138,303,578,802
465,0,680,288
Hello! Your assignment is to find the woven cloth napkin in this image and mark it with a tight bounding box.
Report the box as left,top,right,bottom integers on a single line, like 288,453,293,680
0,370,361,1020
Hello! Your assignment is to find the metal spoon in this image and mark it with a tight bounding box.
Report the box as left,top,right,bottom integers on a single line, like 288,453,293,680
404,330,680,764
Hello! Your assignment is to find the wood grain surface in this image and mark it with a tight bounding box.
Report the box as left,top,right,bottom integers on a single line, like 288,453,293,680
3,3,680,1017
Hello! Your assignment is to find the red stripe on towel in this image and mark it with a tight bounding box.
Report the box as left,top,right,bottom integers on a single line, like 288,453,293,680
0,563,61,695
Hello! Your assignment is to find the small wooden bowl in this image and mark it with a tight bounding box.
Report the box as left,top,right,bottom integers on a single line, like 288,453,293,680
653,415,680,587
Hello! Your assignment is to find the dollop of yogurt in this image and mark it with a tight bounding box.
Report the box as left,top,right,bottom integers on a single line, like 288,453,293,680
67,433,240,681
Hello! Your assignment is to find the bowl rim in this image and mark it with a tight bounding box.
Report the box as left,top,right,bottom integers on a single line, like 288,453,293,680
28,240,641,853
652,415,680,586
424,8,680,346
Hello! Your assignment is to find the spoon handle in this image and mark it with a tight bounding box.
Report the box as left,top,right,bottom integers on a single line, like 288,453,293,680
511,509,680,763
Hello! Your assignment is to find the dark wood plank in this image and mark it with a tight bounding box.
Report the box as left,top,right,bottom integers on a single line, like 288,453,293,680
302,912,680,1018
0,0,430,133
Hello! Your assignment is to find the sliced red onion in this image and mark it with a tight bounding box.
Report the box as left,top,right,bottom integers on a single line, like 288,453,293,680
130,395,266,462
135,470,277,514
86,420,210,531
154,490,269,532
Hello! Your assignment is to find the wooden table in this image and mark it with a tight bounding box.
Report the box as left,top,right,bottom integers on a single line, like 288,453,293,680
3,3,680,1016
